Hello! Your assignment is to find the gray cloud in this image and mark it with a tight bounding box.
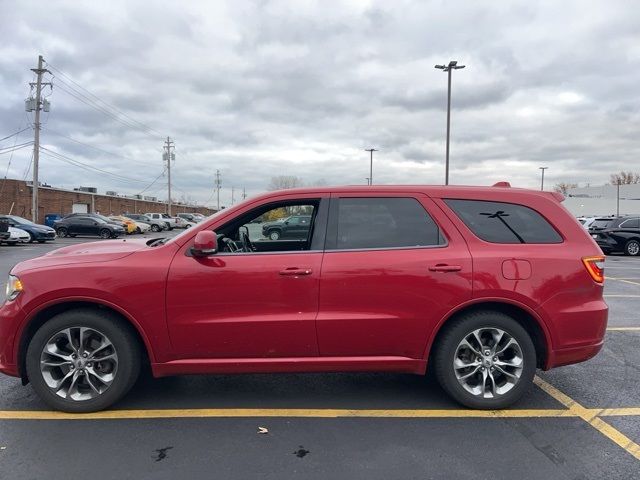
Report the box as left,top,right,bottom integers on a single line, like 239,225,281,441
1,0,639,207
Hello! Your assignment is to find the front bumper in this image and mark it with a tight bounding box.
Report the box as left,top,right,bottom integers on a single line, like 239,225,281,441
0,300,24,378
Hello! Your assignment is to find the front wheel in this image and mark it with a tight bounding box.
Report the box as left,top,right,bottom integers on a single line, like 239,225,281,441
99,229,111,239
269,230,281,240
25,309,141,412
433,310,536,410
151,224,160,232
624,239,640,256
56,227,68,238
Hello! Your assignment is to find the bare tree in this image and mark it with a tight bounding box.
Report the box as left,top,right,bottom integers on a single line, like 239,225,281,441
267,176,304,191
610,171,640,185
553,182,577,195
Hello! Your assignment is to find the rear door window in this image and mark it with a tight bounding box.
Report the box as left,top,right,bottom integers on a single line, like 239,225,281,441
445,199,562,244
330,197,444,250
620,218,640,228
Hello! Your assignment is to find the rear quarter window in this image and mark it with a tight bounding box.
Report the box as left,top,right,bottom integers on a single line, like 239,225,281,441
445,199,562,244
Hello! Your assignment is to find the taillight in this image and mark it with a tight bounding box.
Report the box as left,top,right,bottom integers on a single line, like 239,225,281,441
582,256,605,283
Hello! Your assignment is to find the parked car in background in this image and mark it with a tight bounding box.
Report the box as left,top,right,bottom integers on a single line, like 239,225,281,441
63,213,127,231
577,216,598,230
145,213,185,230
588,216,619,233
124,213,167,233
44,214,62,228
591,215,640,255
261,215,312,240
1,227,30,244
54,216,125,239
0,215,56,243
0,184,607,412
108,216,137,235
177,213,198,223
0,219,9,242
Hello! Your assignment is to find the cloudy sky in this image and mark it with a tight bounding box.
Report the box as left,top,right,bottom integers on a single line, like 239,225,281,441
0,0,639,207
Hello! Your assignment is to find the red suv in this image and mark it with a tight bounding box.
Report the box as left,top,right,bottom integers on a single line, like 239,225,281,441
0,184,607,412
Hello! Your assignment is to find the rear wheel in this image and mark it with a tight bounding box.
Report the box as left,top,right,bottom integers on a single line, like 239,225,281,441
56,227,68,238
99,229,111,239
151,224,160,232
624,239,640,256
26,309,141,412
433,310,536,409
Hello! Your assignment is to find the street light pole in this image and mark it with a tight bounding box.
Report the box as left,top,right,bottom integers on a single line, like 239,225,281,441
539,167,548,191
364,148,378,185
435,60,465,186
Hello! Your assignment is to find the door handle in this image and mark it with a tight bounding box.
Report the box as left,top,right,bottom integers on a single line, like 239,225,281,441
429,264,462,273
279,267,313,276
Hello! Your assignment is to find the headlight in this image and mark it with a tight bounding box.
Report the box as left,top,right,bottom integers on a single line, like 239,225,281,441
5,275,23,301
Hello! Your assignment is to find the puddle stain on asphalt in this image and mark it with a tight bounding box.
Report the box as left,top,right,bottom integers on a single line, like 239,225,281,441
153,446,174,462
293,446,310,458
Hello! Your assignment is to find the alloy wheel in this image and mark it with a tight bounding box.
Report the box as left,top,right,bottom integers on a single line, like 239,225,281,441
39,326,118,401
453,328,524,399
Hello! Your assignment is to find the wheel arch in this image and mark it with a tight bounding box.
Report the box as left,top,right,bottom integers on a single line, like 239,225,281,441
17,299,155,383
426,300,550,370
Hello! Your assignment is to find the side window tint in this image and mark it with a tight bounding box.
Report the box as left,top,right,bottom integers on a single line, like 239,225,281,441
622,218,640,228
334,197,443,250
445,199,562,244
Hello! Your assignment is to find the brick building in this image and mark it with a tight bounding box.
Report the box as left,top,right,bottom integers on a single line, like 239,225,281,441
0,178,216,221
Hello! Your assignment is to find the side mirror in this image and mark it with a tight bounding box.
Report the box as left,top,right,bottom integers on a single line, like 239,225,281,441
192,230,217,257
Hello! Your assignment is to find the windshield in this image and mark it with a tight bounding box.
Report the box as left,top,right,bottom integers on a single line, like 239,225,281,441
160,208,228,247
8,215,34,225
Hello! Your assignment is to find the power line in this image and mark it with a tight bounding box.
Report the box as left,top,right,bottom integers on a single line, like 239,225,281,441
39,146,159,185
42,127,160,168
138,169,166,195
47,62,165,137
46,62,165,140
0,127,31,144
0,142,34,154
53,81,162,140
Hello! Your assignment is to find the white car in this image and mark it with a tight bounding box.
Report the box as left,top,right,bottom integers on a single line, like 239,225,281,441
133,221,151,234
3,227,31,244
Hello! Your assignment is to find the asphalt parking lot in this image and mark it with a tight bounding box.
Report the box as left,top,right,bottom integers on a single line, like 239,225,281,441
0,237,638,479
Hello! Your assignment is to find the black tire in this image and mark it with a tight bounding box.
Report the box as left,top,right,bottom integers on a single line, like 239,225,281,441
25,308,141,413
268,230,281,240
99,229,111,239
151,224,161,232
37,240,46,244
136,227,141,234
56,227,68,238
433,310,536,410
624,239,640,256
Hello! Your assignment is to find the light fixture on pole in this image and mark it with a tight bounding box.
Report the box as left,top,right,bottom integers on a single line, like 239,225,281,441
435,60,465,186
364,148,378,185
539,167,548,191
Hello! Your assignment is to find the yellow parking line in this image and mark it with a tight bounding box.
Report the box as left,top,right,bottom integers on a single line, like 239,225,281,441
604,294,640,298
599,408,640,416
534,376,640,461
607,327,640,331
0,408,576,420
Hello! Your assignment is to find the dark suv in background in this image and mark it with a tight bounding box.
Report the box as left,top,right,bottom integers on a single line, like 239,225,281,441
590,215,640,255
261,215,312,240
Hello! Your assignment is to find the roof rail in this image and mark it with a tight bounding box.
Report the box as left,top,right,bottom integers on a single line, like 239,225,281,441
492,181,511,187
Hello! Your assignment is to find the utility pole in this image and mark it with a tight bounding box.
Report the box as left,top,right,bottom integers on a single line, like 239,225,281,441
364,148,378,185
539,167,548,191
231,186,235,205
163,137,175,215
242,187,247,200
435,60,465,185
27,55,51,222
214,169,221,211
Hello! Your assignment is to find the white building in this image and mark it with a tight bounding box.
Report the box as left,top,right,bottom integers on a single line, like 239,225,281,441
562,184,640,217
